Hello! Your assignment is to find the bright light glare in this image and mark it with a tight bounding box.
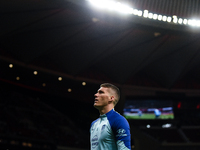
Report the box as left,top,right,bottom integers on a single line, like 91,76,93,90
189,19,200,26
88,0,200,28
188,19,194,26
196,20,200,26
137,10,143,16
88,0,104,8
187,19,200,26
117,3,133,14
183,19,188,25
133,9,138,15
88,0,133,14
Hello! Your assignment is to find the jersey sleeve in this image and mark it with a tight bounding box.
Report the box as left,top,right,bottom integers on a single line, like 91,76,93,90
107,111,131,150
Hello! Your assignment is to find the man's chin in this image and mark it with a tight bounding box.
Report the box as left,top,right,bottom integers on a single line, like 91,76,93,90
94,104,100,109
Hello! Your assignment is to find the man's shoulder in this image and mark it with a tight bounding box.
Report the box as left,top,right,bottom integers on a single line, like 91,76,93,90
90,118,100,127
107,109,129,125
108,109,126,119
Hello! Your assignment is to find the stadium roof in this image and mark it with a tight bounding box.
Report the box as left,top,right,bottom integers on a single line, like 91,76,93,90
1,0,200,98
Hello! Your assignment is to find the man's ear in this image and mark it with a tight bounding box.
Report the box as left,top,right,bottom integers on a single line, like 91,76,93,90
109,96,114,102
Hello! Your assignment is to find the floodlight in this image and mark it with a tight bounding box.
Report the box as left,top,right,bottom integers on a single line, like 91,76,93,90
162,16,167,22
143,10,148,18
118,4,134,14
148,13,153,19
133,9,138,15
87,0,200,28
173,15,178,23
137,10,143,16
153,14,158,20
183,19,188,25
188,19,194,26
178,18,183,24
167,17,172,22
158,15,162,21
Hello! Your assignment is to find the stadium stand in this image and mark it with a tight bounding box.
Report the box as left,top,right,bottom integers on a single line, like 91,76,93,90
0,89,90,150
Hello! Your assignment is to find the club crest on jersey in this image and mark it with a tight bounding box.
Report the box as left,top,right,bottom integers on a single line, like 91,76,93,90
101,124,106,132
116,128,127,137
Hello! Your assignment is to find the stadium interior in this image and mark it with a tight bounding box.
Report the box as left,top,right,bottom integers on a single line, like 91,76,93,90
0,0,200,150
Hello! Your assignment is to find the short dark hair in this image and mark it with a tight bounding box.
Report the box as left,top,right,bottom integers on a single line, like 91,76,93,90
100,83,120,106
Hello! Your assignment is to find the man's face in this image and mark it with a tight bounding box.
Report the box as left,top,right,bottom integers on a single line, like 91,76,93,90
94,87,112,109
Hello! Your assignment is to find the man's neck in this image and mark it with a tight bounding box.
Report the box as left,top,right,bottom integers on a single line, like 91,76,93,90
99,106,114,115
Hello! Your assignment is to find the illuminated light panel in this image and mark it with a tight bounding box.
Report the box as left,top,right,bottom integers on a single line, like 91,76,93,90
58,77,62,81
16,77,20,80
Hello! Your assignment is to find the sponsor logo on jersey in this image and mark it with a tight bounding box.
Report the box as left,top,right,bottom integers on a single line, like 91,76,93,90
116,128,127,137
92,135,99,148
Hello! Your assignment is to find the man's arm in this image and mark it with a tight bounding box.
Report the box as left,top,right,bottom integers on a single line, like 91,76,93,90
107,110,131,150
114,117,131,150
